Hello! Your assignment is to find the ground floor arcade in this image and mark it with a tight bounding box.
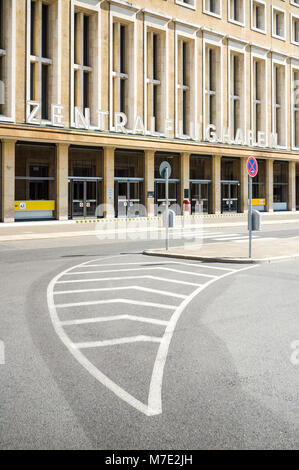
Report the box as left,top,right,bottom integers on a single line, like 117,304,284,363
0,140,299,222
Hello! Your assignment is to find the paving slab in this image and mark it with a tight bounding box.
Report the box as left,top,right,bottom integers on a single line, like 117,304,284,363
144,236,299,264
0,211,299,242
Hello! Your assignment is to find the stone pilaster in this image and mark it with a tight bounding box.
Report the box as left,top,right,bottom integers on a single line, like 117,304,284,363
180,152,190,210
56,143,69,221
212,154,221,214
103,147,115,218
1,140,16,223
145,150,155,217
266,159,274,212
240,157,249,213
288,161,296,212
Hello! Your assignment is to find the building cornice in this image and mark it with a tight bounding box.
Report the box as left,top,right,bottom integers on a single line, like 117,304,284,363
143,8,172,21
1,123,298,161
107,0,141,11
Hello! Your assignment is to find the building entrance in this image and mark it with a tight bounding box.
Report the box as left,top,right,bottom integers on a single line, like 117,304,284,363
190,181,211,214
114,179,144,218
154,180,180,215
221,181,240,213
69,178,101,219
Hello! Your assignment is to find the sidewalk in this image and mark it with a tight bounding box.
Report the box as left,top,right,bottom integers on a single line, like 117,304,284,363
0,211,299,242
144,237,299,264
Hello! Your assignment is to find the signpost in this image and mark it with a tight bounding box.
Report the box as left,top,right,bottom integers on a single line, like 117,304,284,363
159,161,172,251
247,156,258,258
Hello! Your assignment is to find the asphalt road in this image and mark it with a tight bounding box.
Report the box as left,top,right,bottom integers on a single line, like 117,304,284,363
0,223,299,450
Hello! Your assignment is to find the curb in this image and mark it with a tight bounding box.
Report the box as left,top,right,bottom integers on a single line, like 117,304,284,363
143,250,299,265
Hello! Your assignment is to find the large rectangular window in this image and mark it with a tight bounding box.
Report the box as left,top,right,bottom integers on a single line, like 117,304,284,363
252,58,266,142
252,159,266,201
177,39,191,136
112,22,132,126
230,53,244,140
272,7,285,40
28,0,56,122
15,143,56,219
205,46,221,132
273,161,288,211
252,1,266,33
291,15,299,45
293,70,299,148
229,0,244,24
41,3,49,58
146,31,164,133
0,0,14,120
203,0,221,17
0,0,5,116
73,12,92,117
273,64,285,147
72,7,99,128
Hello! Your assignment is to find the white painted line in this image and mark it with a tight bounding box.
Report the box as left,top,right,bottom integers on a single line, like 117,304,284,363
147,264,258,415
60,315,169,327
56,298,176,310
249,237,277,241
48,255,167,416
57,275,202,287
234,237,276,243
54,286,187,299
86,261,235,272
211,236,253,241
163,261,236,272
204,233,241,239
86,262,175,267
74,335,162,349
48,256,258,417
66,267,217,279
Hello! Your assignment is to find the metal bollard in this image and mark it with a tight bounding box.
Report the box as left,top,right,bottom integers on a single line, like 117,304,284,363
163,209,175,228
251,209,261,231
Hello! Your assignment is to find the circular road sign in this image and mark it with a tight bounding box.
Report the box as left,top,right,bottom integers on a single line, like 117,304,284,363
159,161,172,179
247,156,258,178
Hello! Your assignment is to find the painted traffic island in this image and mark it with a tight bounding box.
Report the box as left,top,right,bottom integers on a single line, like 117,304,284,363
144,236,299,264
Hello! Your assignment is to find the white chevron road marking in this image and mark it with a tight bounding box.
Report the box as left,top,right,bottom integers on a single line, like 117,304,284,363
65,267,217,279
48,255,257,417
60,315,169,326
55,298,176,310
54,286,187,299
74,336,162,349
85,261,236,272
57,275,201,287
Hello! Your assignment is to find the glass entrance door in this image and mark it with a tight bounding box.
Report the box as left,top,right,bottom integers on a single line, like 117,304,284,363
70,180,98,218
190,182,210,214
154,181,179,215
221,182,240,213
115,181,142,218
72,181,84,218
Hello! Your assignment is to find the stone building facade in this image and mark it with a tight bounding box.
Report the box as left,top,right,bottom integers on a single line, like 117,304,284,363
1,0,299,222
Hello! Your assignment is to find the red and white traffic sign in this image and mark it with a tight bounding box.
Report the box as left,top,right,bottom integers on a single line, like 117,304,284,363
247,156,258,178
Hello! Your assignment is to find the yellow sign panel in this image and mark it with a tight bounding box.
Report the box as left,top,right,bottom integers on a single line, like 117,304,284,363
252,199,265,206
15,201,55,211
